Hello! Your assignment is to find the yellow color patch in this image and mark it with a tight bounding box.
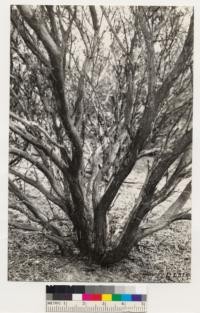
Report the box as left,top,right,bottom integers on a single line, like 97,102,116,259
102,294,112,301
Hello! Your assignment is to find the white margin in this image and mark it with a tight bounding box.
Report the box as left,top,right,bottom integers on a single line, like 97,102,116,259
0,1,199,313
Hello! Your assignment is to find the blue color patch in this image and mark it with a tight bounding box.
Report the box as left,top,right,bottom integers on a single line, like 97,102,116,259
132,294,142,301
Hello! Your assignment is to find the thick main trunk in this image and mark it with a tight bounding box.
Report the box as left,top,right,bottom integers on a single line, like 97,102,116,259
99,210,144,265
71,210,93,255
93,209,107,258
57,180,191,265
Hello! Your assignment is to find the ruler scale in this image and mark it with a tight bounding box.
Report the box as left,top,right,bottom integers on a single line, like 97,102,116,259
46,285,147,313
46,301,147,312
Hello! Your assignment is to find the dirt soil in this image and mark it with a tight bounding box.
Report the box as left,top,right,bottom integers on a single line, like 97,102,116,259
8,220,190,282
8,159,191,282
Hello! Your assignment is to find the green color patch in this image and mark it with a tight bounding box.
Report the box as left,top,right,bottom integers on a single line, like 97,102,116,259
112,294,121,301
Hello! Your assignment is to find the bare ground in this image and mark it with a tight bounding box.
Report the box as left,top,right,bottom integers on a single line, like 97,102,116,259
8,159,191,282
8,220,190,282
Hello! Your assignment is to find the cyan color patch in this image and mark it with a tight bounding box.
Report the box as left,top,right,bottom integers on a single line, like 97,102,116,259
121,294,132,301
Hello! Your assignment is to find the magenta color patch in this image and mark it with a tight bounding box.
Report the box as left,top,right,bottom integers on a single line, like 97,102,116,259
82,293,93,301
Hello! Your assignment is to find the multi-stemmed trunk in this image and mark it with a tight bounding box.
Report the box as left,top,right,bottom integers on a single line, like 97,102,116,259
9,6,193,266
61,172,191,265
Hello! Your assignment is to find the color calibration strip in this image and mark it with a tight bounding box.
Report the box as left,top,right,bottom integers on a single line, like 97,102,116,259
46,285,147,312
46,285,147,301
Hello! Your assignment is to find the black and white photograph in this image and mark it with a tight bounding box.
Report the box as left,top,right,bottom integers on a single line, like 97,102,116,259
8,5,193,282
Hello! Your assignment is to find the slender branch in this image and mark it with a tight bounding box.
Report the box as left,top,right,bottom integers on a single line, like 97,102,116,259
11,10,50,67
9,221,66,247
9,147,64,198
135,181,191,242
10,168,64,208
44,233,65,247
9,221,41,232
10,112,66,150
131,130,192,226
9,180,66,238
137,147,160,159
171,211,191,222
102,130,192,261
73,57,90,127
94,8,157,218
152,145,192,206
154,181,191,223
101,6,128,56
135,211,191,242
9,122,66,171
18,6,60,58
66,6,90,54
89,6,99,32
46,6,60,46
138,7,156,104
9,179,47,222
155,14,193,106
94,11,193,217
9,203,40,224
17,5,83,176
